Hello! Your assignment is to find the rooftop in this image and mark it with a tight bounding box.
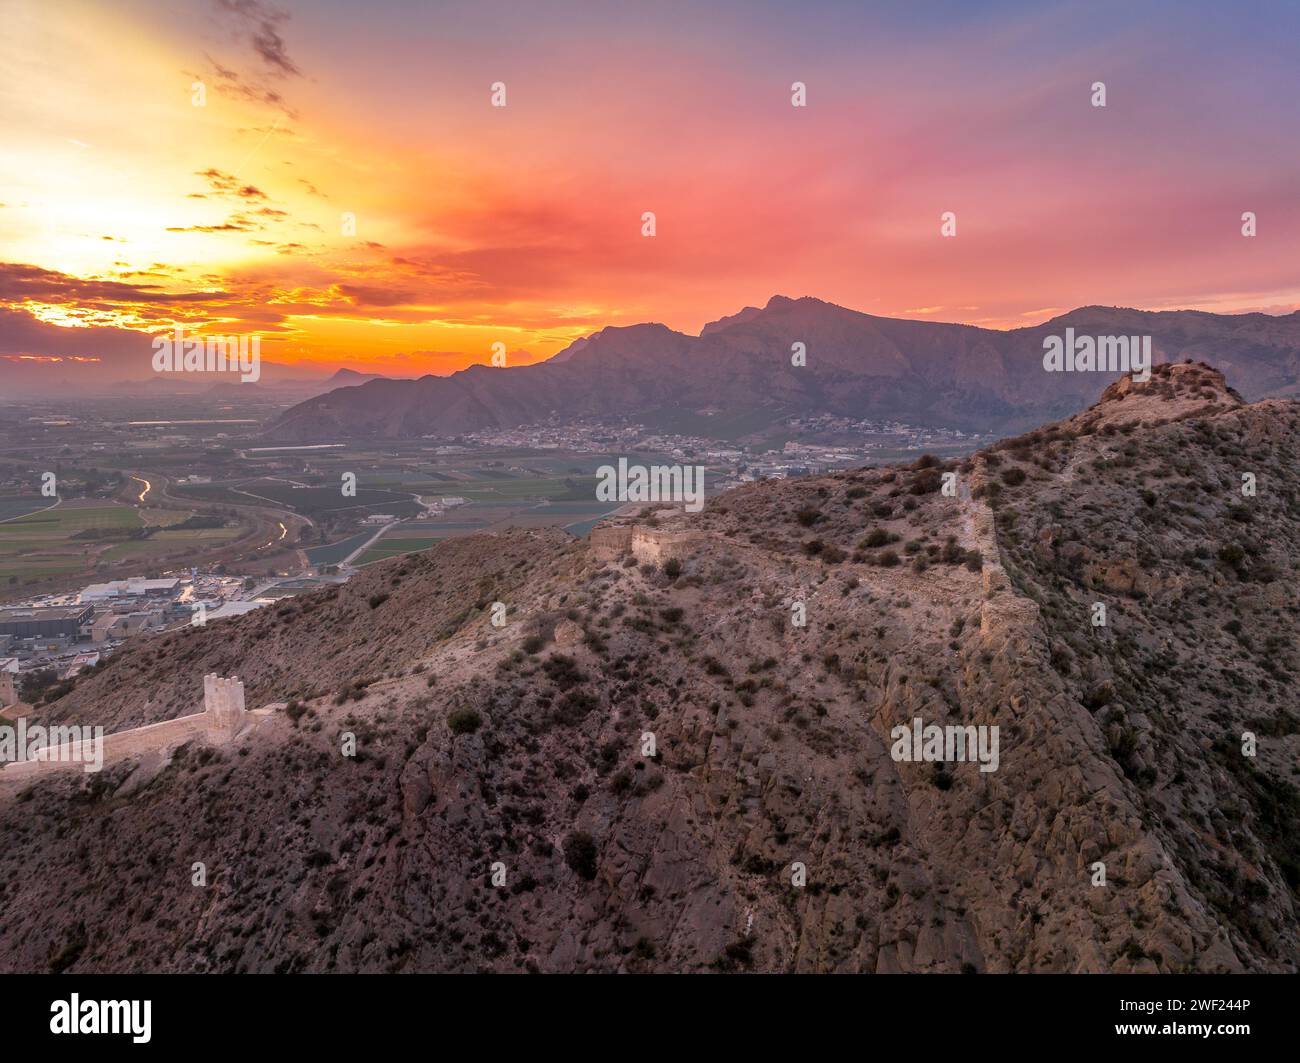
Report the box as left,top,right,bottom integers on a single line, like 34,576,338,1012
0,605,92,622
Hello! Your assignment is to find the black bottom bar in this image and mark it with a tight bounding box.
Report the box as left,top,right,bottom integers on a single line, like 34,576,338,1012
0,972,1291,1051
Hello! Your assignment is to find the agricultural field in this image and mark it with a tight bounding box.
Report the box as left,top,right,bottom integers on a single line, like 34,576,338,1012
232,480,420,517
0,500,142,587
172,479,420,518
395,520,489,534
166,482,251,506
356,537,446,564
354,521,488,565
390,474,597,501
304,531,376,567
350,497,624,565
4,501,139,535
64,445,690,579
0,497,249,591
99,527,242,564
0,497,54,523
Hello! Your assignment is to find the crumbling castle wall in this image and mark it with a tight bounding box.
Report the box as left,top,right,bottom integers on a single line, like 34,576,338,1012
965,458,1043,646
590,525,634,560
631,527,699,562
979,595,1042,639
1,675,250,784
590,523,701,563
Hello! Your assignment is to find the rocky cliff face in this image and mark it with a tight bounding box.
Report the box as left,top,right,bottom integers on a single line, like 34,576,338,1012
1,365,1296,973
981,362,1300,969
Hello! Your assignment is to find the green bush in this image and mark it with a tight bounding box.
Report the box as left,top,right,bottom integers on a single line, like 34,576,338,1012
447,708,482,735
554,689,599,724
563,831,599,880
542,654,586,689
1218,543,1246,567
909,469,942,495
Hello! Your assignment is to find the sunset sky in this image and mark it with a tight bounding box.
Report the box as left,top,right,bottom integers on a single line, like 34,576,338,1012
3,0,1299,379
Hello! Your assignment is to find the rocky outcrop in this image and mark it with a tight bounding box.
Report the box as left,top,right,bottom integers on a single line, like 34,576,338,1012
552,619,583,647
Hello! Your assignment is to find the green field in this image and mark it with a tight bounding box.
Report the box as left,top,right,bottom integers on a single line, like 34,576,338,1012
233,481,420,516
168,482,250,505
525,499,618,514
0,556,88,583
99,540,171,562
0,502,145,585
151,527,242,541
0,498,54,523
99,527,240,563
304,530,377,566
4,502,140,535
0,501,249,586
356,537,444,564
393,521,487,533
429,476,597,501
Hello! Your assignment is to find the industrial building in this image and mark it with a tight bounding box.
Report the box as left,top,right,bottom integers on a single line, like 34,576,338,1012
78,578,181,603
91,610,164,641
0,605,94,640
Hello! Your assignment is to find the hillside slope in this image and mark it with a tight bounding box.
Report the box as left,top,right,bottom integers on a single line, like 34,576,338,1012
0,364,1296,973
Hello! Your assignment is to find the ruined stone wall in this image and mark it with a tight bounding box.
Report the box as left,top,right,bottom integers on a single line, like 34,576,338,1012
631,527,700,563
980,595,1042,640
982,564,1011,596
1,713,207,781
590,525,634,561
1,676,250,784
590,524,702,562
964,460,1043,646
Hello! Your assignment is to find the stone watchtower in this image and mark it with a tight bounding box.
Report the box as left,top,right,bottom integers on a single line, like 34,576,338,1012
203,674,247,741
0,670,16,709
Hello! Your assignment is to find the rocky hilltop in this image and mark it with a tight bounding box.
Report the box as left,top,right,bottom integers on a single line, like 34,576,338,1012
266,297,1300,441
0,363,1296,973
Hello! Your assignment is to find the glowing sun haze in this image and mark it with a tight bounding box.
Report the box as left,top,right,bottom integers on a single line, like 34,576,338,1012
2,0,1298,378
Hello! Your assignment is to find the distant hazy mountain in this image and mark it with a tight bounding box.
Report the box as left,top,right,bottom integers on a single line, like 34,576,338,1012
266,296,1300,441
326,368,389,385
0,353,391,400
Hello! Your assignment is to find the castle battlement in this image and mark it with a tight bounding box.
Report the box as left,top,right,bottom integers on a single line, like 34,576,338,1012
203,674,247,740
1,675,254,788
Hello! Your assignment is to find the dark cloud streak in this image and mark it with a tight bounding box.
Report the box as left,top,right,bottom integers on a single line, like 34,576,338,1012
213,0,302,78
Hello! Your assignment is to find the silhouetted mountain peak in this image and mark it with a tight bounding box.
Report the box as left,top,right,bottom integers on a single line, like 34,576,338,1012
327,368,386,384
268,299,1300,442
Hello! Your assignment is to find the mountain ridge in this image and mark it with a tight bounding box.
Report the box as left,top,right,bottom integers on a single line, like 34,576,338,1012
267,297,1300,442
